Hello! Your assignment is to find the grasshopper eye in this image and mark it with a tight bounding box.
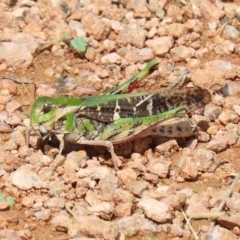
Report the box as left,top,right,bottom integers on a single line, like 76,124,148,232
43,103,52,114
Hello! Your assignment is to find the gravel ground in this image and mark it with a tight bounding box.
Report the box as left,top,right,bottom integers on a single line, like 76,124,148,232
1,0,240,239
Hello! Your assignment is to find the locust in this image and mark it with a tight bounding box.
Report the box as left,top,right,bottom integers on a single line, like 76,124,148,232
30,59,211,170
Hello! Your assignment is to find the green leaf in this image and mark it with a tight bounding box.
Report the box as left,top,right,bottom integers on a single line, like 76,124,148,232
54,33,69,44
70,37,87,53
6,196,15,206
59,33,69,42
0,193,5,200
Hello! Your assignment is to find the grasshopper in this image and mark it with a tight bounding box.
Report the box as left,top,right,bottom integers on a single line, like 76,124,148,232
30,60,211,170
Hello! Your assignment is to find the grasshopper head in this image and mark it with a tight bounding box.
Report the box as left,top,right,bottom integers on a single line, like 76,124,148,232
30,96,84,136
30,97,57,136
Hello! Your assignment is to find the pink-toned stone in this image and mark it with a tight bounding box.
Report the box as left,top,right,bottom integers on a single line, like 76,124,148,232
5,100,22,114
72,202,91,218
170,46,195,62
78,166,111,179
1,80,18,94
185,19,202,33
3,139,18,151
224,3,239,19
214,40,235,55
117,168,137,185
226,192,240,212
0,42,33,68
0,12,14,29
167,5,182,22
5,115,21,126
201,225,236,239
115,202,133,218
218,110,239,125
0,110,9,122
144,172,159,184
116,213,143,237
101,52,127,65
222,25,240,41
214,215,240,230
124,48,153,63
29,152,52,167
85,190,100,206
185,193,209,217
21,196,36,208
95,67,109,78
131,152,148,166
82,13,111,41
18,146,29,158
145,36,174,56
138,196,174,223
0,90,11,105
44,197,65,211
204,104,222,121
99,173,119,201
178,156,198,180
144,18,159,30
44,68,55,77
191,60,236,91
206,133,229,152
165,23,187,38
147,157,171,178
199,0,225,20
126,181,149,197
160,193,186,210
102,6,127,21
193,148,220,172
88,202,114,220
126,0,151,17
102,39,116,52
36,84,57,97
117,26,146,48
77,215,118,239
11,130,26,147
197,130,210,142
147,26,158,38
170,222,183,237
11,165,47,190
11,32,39,54
113,188,134,204
224,96,240,109
155,140,179,156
